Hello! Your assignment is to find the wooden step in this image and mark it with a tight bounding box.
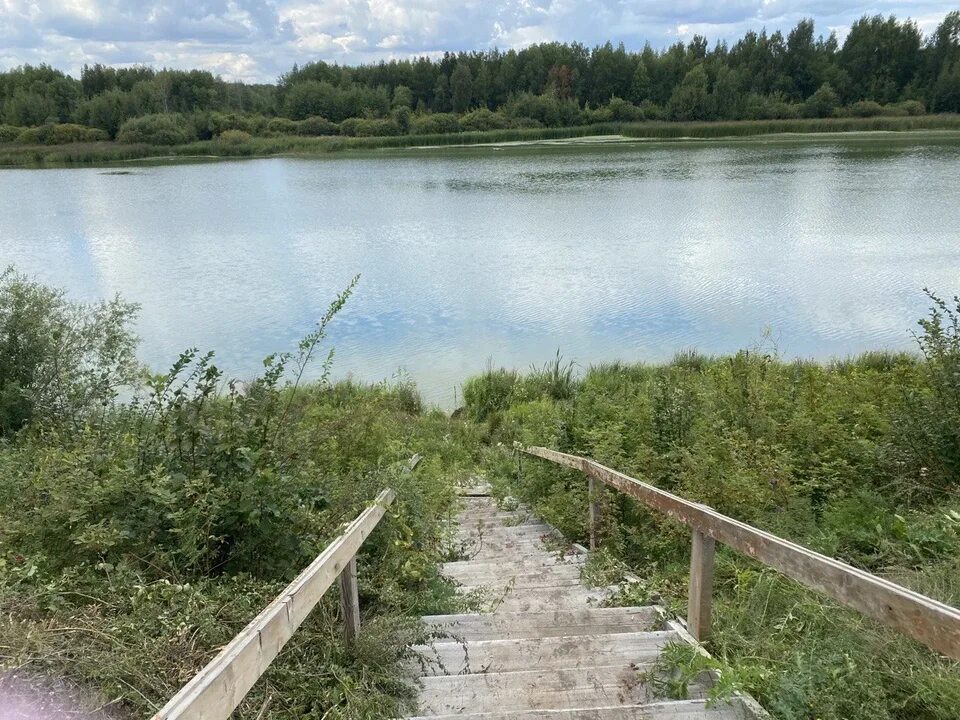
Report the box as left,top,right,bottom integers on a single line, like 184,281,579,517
413,630,677,675
447,565,583,589
442,556,584,575
422,607,661,641
414,663,709,715
407,698,755,719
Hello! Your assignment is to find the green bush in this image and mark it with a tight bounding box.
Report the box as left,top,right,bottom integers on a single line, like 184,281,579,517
264,117,298,136
896,99,926,116
458,108,510,131
339,118,400,137
0,268,139,436
410,112,461,135
503,92,583,127
607,97,644,122
14,123,107,145
116,113,195,145
0,273,477,717
804,83,839,118
217,129,252,144
297,115,338,136
0,124,23,143
850,100,884,117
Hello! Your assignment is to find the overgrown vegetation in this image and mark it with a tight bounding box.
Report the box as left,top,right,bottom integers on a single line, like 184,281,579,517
4,115,960,169
468,301,960,719
1,12,959,160
0,269,480,718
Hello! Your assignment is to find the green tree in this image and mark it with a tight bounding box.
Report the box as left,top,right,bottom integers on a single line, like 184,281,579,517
804,82,839,117
629,60,651,104
841,14,922,103
450,63,474,113
931,60,960,112
433,74,451,112
391,84,413,109
669,65,712,120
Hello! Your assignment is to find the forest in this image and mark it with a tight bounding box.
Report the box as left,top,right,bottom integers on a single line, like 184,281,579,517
1,12,959,148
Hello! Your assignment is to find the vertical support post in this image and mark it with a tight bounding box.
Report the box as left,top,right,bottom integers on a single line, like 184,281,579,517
687,529,716,643
588,475,599,551
339,556,360,642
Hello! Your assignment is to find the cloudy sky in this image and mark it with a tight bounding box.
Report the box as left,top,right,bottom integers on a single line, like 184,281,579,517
0,1,955,83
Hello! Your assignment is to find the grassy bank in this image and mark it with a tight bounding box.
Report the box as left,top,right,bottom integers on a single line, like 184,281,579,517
2,114,959,168
465,320,960,718
4,268,960,719
0,270,481,718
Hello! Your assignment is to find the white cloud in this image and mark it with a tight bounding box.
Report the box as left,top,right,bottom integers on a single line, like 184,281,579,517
0,1,956,81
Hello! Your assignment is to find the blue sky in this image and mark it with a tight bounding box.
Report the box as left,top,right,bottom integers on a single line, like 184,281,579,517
0,2,956,83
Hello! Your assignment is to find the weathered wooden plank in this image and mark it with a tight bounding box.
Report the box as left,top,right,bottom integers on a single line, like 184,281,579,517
152,489,395,720
687,530,715,643
525,446,960,660
339,556,360,642
416,663,708,714
588,475,599,551
413,630,676,675
422,607,662,641
406,698,754,720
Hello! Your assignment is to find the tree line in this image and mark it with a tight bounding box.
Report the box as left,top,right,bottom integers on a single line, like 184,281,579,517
1,12,959,145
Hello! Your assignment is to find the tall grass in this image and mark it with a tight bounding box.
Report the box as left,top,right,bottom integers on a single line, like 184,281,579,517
3,115,959,168
471,324,960,718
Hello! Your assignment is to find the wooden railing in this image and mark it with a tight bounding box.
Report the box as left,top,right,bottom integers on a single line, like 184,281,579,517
523,446,960,660
152,489,396,720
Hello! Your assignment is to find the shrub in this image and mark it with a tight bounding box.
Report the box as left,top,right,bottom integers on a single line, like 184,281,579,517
0,268,139,435
850,100,884,117
607,97,644,122
897,99,926,116
217,129,252,144
458,108,510,131
804,83,839,119
264,117,298,136
409,112,461,135
582,106,614,124
14,123,107,145
461,364,518,423
503,92,583,127
0,124,23,143
639,100,667,121
116,114,195,145
297,115,338,136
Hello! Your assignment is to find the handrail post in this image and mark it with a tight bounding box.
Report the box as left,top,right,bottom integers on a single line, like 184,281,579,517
687,529,715,643
588,475,599,551
340,556,360,641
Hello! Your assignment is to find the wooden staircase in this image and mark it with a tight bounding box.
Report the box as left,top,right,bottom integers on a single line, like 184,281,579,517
407,489,760,719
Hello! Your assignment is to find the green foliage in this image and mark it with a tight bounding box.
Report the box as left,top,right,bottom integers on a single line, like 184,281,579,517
0,268,139,436
804,82,840,118
116,113,196,145
297,115,338,136
0,124,19,143
409,112,461,135
2,11,960,147
217,129,253,145
15,123,108,145
0,274,481,717
472,296,960,720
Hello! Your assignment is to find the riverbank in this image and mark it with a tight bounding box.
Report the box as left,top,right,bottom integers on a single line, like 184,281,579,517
2,114,959,168
2,268,960,718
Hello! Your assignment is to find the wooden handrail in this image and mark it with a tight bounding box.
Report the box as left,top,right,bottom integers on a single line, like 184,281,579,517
152,488,396,720
523,446,960,660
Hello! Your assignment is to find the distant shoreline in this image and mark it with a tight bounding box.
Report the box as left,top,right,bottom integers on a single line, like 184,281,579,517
2,115,959,169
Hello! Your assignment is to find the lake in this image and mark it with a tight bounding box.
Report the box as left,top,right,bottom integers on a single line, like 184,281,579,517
2,135,959,407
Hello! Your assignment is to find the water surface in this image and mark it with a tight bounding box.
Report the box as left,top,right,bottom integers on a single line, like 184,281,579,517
2,136,959,406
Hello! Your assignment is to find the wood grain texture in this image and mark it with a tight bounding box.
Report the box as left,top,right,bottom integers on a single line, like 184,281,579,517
152,489,395,720
524,446,960,660
687,530,715,643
